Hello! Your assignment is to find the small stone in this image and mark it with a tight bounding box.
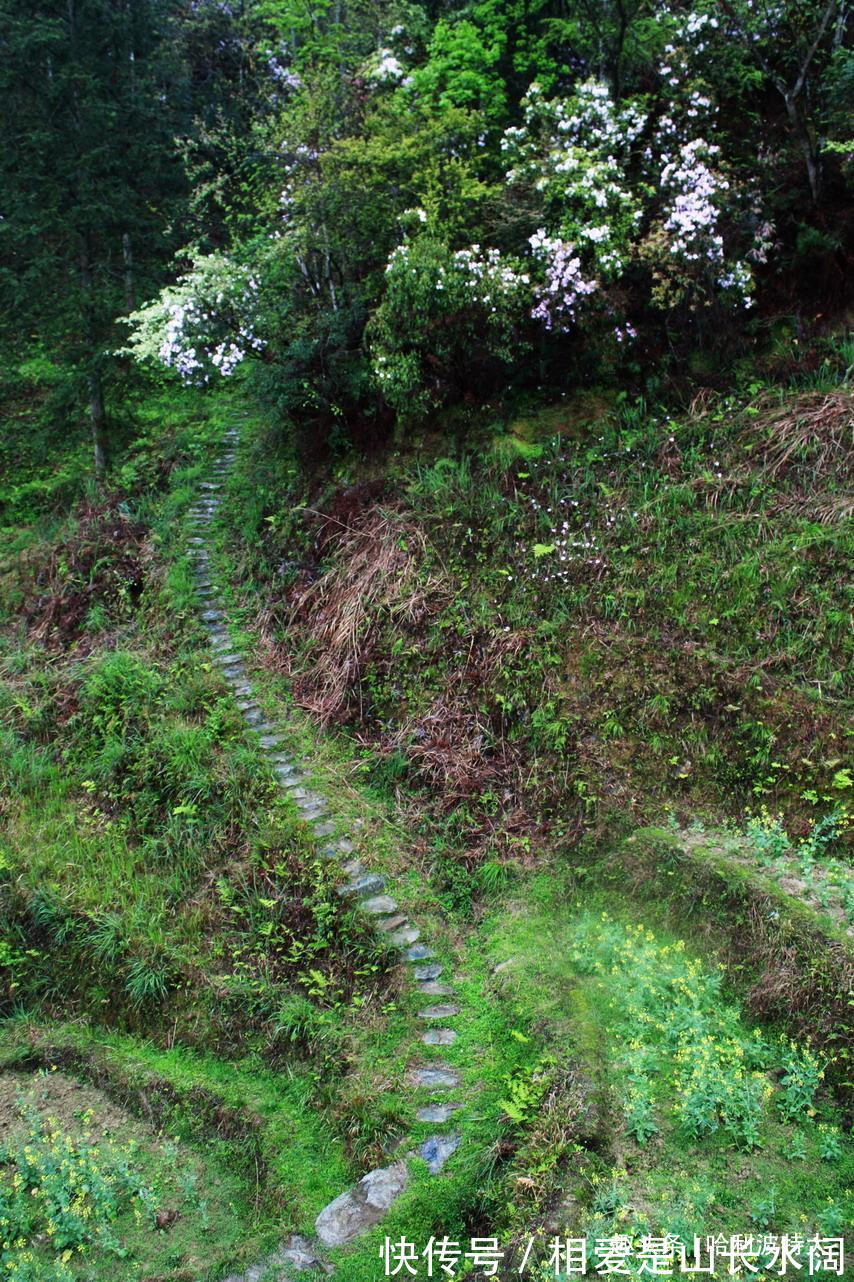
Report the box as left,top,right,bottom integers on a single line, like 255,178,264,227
420,1133,460,1174
416,1103,460,1124
362,895,398,915
410,1065,460,1089
421,1029,457,1046
417,981,454,998
418,1003,460,1020
404,944,435,962
314,1162,409,1247
413,963,442,982
389,925,420,947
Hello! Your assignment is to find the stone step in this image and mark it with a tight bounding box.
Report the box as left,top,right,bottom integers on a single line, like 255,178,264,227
410,1065,460,1089
259,734,282,750
302,807,329,824
311,820,337,837
419,1133,460,1174
389,925,420,947
413,963,442,982
377,913,408,932
362,895,398,915
416,1102,460,1124
404,944,435,962
417,981,455,998
421,1029,457,1047
339,873,385,897
314,1162,408,1248
418,1003,460,1020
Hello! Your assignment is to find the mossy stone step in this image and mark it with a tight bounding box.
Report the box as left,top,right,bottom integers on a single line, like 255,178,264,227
340,874,385,897
314,1162,409,1248
362,895,398,915
416,1103,460,1124
421,1029,457,1046
378,914,408,931
418,1003,460,1020
417,981,454,998
389,925,420,947
404,944,435,962
410,1065,460,1089
413,963,442,981
419,1134,460,1174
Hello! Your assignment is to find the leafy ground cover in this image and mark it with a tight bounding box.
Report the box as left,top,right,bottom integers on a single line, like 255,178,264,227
0,1065,252,1282
221,352,853,922
480,874,853,1265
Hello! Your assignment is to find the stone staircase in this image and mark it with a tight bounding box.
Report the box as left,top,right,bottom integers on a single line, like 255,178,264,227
188,429,467,1277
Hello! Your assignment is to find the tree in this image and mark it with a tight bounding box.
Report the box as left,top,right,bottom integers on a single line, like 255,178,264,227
0,0,187,476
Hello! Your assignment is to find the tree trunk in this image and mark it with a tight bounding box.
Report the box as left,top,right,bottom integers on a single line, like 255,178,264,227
122,231,135,311
89,367,107,479
784,92,822,203
80,240,107,478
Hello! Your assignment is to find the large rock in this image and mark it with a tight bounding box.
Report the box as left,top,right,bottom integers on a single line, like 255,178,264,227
314,1161,409,1247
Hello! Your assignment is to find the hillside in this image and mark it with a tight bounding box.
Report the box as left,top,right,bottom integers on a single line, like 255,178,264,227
1,1,852,1279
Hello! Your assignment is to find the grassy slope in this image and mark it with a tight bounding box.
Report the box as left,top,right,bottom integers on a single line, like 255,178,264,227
1,342,852,1278
208,342,852,1269
0,381,437,1279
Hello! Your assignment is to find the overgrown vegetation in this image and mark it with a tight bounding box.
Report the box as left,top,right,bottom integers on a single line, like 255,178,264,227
1,0,852,1276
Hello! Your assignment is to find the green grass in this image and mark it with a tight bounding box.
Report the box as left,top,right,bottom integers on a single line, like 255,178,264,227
222,373,853,862
481,872,853,1251
0,1019,356,1279
1,358,851,1279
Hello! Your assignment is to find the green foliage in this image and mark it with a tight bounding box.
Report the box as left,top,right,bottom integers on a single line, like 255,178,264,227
0,1104,154,1280
567,912,816,1151
368,234,529,418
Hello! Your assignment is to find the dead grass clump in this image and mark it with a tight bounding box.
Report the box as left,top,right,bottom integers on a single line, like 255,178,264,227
287,508,444,725
749,388,853,481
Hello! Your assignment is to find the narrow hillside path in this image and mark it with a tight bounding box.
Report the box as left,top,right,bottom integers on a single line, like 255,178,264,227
186,429,473,1277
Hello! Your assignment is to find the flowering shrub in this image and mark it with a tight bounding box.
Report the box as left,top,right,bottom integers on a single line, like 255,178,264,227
567,913,823,1151
368,235,530,416
0,1104,153,1280
502,76,757,330
122,252,264,385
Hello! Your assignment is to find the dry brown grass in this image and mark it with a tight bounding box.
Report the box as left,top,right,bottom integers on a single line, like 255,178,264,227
749,388,853,481
286,508,444,725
